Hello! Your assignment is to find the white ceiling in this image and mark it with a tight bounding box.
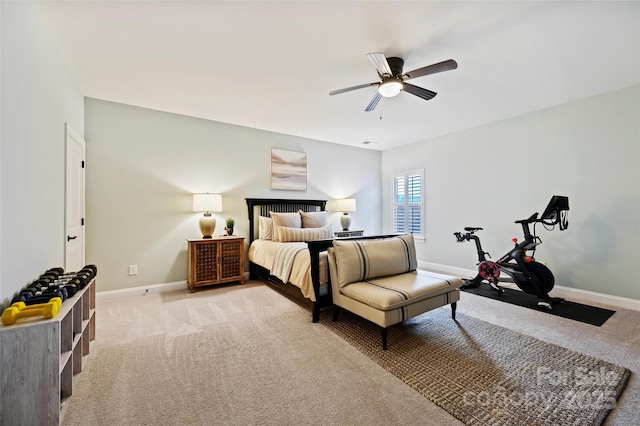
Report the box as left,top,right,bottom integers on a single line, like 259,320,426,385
34,1,640,151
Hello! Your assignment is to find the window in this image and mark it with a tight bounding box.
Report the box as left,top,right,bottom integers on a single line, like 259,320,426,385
391,169,424,240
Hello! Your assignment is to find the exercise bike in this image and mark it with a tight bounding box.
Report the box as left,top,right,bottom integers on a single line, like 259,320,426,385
454,196,569,311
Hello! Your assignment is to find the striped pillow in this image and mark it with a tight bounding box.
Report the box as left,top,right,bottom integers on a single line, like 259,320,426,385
332,234,417,288
278,225,333,242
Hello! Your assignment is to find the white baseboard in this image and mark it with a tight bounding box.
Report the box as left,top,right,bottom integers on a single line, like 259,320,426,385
419,261,640,312
98,267,640,312
96,281,187,301
96,273,252,302
418,261,477,279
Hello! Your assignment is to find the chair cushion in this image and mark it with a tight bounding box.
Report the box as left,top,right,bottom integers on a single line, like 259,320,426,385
339,270,462,311
332,234,417,288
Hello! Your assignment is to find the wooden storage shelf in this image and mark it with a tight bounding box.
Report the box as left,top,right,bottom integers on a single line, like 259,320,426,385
187,236,245,291
0,278,97,425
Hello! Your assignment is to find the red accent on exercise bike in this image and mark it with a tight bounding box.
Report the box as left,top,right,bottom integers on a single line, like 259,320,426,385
512,237,518,243
478,261,500,281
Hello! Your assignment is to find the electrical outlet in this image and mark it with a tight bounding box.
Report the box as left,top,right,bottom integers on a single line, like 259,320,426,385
129,265,138,275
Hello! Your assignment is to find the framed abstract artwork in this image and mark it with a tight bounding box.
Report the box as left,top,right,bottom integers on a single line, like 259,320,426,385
271,148,307,191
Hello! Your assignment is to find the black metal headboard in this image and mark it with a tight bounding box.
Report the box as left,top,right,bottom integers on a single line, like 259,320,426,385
245,198,327,243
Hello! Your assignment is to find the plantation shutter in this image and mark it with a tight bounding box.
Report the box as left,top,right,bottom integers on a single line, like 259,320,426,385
392,170,424,239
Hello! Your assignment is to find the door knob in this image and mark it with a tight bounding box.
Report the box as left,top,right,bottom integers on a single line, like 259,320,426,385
67,235,78,241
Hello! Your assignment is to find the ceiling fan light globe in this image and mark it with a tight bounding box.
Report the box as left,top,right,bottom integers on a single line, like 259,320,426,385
378,80,403,97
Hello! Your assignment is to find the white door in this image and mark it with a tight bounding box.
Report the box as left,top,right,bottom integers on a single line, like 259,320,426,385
65,124,86,272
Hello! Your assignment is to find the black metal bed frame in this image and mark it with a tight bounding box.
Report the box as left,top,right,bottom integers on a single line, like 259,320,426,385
245,198,332,322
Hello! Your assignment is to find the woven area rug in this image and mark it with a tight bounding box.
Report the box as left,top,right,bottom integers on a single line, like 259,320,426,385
320,308,630,426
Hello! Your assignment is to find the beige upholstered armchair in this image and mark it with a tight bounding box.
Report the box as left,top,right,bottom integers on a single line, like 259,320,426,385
327,234,463,349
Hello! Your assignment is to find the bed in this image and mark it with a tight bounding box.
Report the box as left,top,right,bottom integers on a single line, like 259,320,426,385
245,198,334,322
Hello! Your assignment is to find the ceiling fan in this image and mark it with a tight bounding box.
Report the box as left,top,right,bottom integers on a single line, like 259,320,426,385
329,53,458,112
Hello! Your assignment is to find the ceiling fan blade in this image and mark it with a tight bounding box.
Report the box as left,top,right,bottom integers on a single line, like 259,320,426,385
367,52,393,77
365,92,382,112
329,82,378,96
403,59,458,80
403,83,437,101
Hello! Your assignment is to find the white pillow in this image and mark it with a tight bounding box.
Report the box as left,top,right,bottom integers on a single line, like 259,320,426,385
299,210,328,228
258,216,273,240
278,225,333,242
269,211,302,242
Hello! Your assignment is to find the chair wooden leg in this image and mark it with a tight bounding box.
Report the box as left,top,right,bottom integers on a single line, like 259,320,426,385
332,306,340,322
451,301,457,320
381,327,388,350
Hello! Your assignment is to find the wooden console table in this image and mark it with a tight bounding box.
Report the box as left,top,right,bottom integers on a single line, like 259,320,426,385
187,236,245,291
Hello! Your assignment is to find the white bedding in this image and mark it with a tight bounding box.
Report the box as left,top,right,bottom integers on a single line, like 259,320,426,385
248,240,328,302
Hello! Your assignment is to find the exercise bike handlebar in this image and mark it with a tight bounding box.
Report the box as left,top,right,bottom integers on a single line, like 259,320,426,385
454,229,490,261
454,195,569,262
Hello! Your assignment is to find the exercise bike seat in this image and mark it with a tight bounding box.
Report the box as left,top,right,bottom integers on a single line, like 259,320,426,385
464,227,483,232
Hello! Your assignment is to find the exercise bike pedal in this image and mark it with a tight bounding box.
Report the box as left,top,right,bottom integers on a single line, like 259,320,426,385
537,297,564,312
488,281,505,295
491,287,505,295
537,301,553,312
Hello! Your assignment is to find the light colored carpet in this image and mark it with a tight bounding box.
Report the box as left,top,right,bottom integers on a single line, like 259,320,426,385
62,282,639,425
322,308,628,425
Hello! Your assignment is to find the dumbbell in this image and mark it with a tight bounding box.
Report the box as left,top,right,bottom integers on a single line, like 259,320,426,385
39,273,59,282
52,278,79,297
10,287,45,305
45,267,65,276
11,297,63,312
25,281,67,297
78,270,94,282
30,278,54,291
32,286,68,300
55,275,76,283
79,265,97,280
20,291,66,306
48,275,81,297
1,300,59,326
64,278,81,297
75,272,92,289
83,264,97,274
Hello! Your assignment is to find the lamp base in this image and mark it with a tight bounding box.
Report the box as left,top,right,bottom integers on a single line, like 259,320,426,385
340,213,351,231
199,213,216,239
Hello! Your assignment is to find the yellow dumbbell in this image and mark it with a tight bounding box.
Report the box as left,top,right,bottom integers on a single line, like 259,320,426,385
11,297,62,312
1,302,59,326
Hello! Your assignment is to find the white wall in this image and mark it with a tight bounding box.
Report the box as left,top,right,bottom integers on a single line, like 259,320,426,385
84,98,381,292
382,85,640,300
0,1,84,306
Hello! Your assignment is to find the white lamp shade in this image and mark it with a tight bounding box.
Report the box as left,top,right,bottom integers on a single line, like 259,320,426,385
193,193,223,213
332,198,356,213
378,80,403,97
